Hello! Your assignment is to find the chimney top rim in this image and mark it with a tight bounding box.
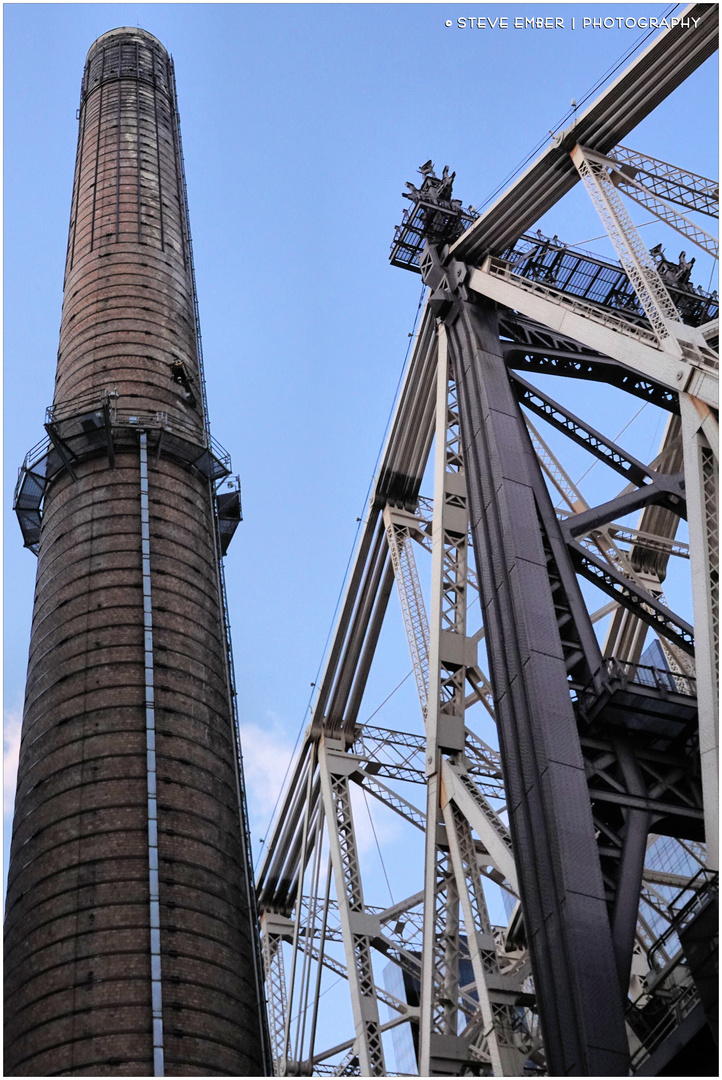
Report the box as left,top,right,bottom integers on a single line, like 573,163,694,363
86,27,168,59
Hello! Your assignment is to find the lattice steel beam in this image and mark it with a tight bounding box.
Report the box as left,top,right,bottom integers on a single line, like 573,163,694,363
610,145,719,218
319,741,387,1075
384,507,431,712
261,914,293,1071
569,540,695,655
442,800,527,1075
505,341,681,411
420,327,481,1074
513,370,677,488
571,144,700,345
450,5,718,262
591,147,719,258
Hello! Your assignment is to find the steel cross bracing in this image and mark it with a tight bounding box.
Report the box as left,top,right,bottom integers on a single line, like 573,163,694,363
608,145,719,220
448,4,718,263
256,314,541,1074
256,15,717,1078
588,146,718,259
564,125,718,866
256,285,712,1073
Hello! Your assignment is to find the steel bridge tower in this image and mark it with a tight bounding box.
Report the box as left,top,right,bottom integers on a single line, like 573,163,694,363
257,7,718,1076
5,28,270,1076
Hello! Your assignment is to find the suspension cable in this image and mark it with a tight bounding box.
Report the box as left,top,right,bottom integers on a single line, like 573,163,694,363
259,284,427,850
473,4,681,215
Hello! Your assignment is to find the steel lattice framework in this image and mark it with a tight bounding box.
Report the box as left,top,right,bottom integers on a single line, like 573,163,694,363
257,7,718,1076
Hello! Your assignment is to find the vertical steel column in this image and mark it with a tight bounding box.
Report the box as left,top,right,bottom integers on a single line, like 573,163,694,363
384,509,521,899
414,325,531,1074
279,747,317,1077
318,739,386,1075
139,432,165,1077
260,913,292,1075
420,774,459,1076
419,327,475,1075
680,394,719,866
446,297,629,1075
441,800,525,1074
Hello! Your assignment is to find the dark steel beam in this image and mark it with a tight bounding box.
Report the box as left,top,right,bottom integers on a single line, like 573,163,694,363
527,457,603,685
563,482,686,537
43,422,78,481
505,349,680,412
568,540,695,654
500,311,681,409
511,371,675,488
587,788,704,821
608,738,652,995
499,310,603,354
446,294,629,1076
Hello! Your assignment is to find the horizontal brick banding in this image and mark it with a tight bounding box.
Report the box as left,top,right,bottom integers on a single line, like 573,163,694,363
5,26,265,1077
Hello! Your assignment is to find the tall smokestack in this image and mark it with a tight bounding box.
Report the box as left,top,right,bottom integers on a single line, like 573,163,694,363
5,28,269,1076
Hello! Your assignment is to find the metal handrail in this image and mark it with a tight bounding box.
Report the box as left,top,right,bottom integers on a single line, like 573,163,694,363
110,407,231,465
22,435,52,474
209,434,232,471
485,256,662,348
608,657,696,695
46,386,118,424
628,974,700,1070
15,409,233,540
581,658,697,705
648,869,718,972
113,409,168,429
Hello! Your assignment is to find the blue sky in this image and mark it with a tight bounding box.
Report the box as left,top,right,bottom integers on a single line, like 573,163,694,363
4,1,718,913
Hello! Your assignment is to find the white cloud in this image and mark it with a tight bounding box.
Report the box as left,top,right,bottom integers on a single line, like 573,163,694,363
239,713,297,832
239,715,409,904
241,718,402,853
4,707,23,819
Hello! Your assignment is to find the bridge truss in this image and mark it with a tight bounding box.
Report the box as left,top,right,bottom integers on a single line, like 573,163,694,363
256,7,718,1075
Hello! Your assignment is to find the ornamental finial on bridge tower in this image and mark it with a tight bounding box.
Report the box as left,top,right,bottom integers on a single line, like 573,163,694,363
390,161,479,272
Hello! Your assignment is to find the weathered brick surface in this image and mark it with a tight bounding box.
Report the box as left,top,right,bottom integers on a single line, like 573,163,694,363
5,27,266,1077
14,1030,154,1078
